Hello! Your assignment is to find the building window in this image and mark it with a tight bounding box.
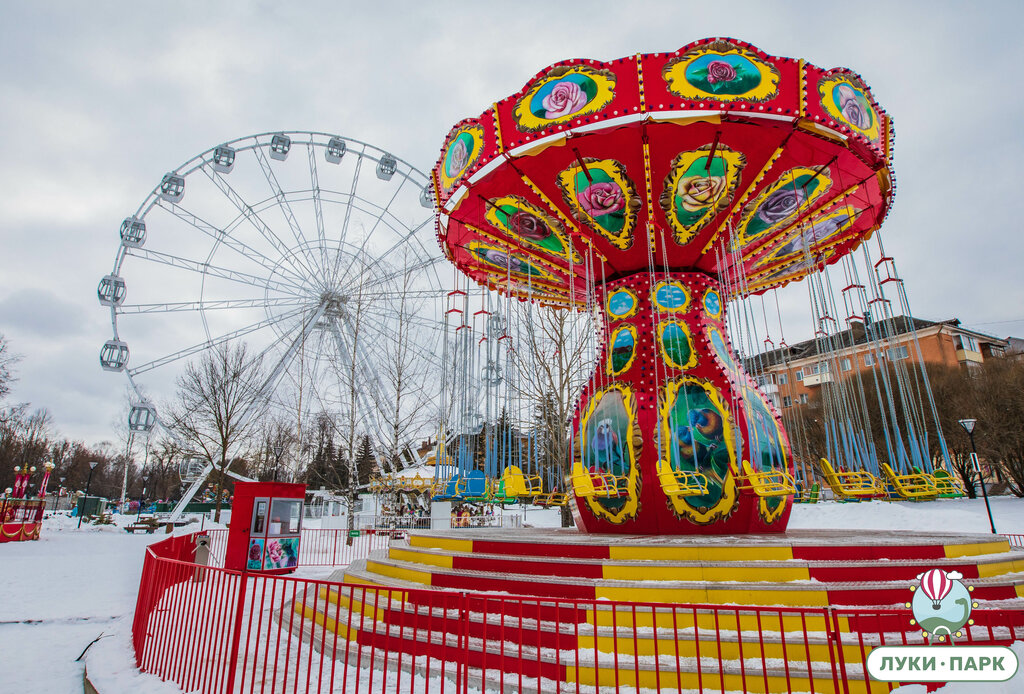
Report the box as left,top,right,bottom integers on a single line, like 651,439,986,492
783,395,792,407
886,345,909,361
795,369,803,380
841,358,852,372
778,373,788,385
800,393,808,404
864,353,875,367
955,335,979,352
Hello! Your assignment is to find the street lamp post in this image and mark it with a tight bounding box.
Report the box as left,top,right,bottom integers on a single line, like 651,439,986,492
138,474,149,517
77,461,100,530
958,418,997,534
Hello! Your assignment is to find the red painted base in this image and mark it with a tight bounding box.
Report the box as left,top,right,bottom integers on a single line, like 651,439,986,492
570,271,794,535
0,522,41,543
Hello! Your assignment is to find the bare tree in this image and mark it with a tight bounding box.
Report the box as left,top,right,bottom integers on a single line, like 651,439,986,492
0,334,20,403
507,302,595,526
165,342,268,521
375,249,437,472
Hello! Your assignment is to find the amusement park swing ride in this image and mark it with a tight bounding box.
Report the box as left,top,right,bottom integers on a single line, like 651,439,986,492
428,38,957,535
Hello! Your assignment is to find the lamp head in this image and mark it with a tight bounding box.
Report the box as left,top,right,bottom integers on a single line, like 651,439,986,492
89,461,99,470
958,418,977,435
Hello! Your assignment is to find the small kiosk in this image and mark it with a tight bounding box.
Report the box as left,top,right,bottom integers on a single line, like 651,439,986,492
225,481,306,574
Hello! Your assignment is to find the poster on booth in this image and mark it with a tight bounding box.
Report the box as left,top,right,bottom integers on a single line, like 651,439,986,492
246,539,264,570
263,537,299,570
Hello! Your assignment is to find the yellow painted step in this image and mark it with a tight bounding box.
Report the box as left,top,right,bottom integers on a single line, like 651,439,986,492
407,535,473,553
602,563,809,582
945,540,1010,558
565,664,891,694
609,545,794,562
587,607,851,633
576,631,865,665
596,584,830,607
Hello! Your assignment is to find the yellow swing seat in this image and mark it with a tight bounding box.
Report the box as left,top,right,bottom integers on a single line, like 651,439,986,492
736,460,797,497
818,458,886,498
502,466,543,498
657,468,709,496
880,462,939,500
571,463,629,498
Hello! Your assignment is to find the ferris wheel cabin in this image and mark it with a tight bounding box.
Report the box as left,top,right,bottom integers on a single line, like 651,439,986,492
211,145,235,173
99,340,129,372
119,216,146,248
97,274,126,307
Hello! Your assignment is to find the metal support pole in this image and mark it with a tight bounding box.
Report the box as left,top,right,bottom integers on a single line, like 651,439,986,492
78,465,96,530
969,432,997,534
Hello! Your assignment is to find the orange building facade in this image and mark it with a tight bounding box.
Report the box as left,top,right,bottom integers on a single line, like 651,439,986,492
749,317,1009,411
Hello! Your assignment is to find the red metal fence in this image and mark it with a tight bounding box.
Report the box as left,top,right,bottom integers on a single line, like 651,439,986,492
132,532,1024,694
1005,533,1024,548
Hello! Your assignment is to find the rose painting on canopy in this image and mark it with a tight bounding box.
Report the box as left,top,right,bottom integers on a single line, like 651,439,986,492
557,158,637,249
515,65,616,132
439,124,484,191
819,74,881,142
759,208,862,266
736,167,834,246
659,378,737,524
484,195,578,262
663,41,780,102
465,241,556,281
660,144,746,245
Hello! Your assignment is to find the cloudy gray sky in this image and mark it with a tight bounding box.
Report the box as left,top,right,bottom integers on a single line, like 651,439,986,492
1,1,1022,443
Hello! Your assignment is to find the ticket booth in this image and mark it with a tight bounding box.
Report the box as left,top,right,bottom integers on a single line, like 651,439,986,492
225,481,306,574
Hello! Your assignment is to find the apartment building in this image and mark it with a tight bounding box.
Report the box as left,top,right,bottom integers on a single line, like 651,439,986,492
746,317,1009,410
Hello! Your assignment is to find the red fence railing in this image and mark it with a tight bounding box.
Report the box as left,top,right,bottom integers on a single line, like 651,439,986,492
132,532,1024,694
1004,533,1024,548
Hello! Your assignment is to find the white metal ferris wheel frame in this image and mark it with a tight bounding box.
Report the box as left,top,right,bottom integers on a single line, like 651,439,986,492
100,131,446,520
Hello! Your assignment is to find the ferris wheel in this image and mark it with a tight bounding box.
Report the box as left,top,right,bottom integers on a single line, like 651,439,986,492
98,131,447,500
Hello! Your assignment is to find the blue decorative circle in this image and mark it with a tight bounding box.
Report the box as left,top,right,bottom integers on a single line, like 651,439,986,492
654,282,688,311
703,289,722,317
607,289,636,318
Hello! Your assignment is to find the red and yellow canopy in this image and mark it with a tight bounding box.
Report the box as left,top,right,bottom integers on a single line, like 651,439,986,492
432,38,894,306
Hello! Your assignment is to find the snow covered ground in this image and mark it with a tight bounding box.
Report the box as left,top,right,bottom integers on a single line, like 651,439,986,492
1,497,1021,693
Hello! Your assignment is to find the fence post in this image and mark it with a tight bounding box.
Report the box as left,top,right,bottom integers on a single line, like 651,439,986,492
824,607,851,694
224,569,249,694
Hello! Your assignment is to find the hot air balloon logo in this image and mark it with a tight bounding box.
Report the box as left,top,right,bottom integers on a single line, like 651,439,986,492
908,568,978,642
920,568,953,610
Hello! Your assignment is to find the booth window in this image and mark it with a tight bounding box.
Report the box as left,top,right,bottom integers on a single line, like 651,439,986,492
270,499,302,534
253,501,267,534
